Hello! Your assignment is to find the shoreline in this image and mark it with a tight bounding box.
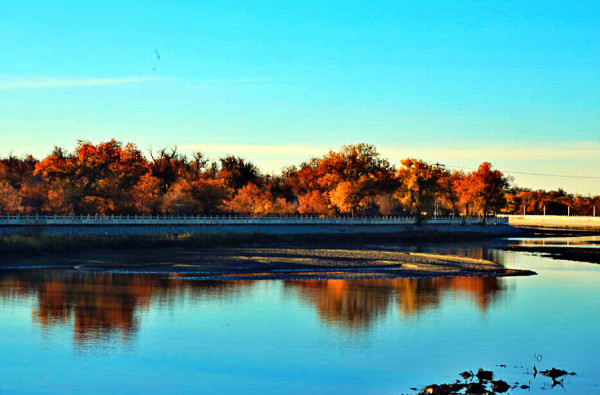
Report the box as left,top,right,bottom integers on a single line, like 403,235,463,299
0,245,536,280
501,245,600,264
0,228,527,260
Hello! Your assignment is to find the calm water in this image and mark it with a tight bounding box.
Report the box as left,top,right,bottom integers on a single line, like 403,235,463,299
1,237,599,394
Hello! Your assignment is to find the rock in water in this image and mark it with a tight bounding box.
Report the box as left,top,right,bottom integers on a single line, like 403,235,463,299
475,368,493,381
491,380,510,393
465,382,490,394
419,383,466,394
540,368,568,380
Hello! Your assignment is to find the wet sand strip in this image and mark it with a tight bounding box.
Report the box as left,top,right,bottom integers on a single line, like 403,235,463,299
2,247,536,279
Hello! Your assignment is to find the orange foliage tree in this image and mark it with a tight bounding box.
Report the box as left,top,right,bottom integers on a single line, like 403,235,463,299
437,169,464,216
226,183,274,215
35,140,148,214
329,179,380,215
131,173,163,214
17,181,48,214
0,155,38,189
460,162,509,221
0,181,21,214
1,140,597,218
162,178,232,215
291,144,396,215
395,158,443,220
44,182,81,214
298,191,332,215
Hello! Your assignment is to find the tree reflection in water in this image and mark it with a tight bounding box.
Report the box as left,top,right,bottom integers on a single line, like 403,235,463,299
0,266,504,345
284,276,503,330
0,270,255,347
281,245,506,330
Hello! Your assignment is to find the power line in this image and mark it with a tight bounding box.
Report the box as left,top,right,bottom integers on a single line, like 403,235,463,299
442,165,600,179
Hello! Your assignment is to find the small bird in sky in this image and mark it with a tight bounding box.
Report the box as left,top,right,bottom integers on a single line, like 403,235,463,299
152,48,161,72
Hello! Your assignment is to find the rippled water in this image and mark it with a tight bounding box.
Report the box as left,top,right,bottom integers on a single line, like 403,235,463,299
512,235,600,248
1,237,599,394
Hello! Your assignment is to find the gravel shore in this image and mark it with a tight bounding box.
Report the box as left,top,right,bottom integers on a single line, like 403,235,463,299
1,246,536,280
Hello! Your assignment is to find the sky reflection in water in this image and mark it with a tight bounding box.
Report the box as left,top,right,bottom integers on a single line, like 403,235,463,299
0,241,599,394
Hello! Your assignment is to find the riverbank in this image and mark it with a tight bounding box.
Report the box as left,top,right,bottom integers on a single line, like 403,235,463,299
1,238,535,279
0,227,527,260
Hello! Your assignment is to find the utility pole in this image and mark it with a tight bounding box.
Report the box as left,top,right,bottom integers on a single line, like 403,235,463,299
432,163,445,218
568,206,570,216
543,205,546,216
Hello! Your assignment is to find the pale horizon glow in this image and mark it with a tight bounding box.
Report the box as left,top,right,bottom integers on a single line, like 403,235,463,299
182,142,600,195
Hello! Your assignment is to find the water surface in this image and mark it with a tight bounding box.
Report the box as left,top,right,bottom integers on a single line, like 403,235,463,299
1,237,599,394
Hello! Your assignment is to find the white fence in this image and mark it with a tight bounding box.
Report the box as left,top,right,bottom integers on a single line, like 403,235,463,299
0,214,508,226
500,215,600,229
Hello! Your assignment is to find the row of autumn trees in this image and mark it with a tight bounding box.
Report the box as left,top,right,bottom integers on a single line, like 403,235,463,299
0,140,597,217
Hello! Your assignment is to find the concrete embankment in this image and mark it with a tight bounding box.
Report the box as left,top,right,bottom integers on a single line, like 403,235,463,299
505,215,600,231
0,216,522,238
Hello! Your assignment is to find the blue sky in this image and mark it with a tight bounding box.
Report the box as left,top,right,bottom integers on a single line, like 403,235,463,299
1,0,599,193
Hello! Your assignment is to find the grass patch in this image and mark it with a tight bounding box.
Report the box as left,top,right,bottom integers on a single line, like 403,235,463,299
0,233,250,259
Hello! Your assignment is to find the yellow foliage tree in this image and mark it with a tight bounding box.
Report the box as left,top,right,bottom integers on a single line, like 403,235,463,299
227,183,274,216
395,158,442,220
131,173,163,214
298,191,332,215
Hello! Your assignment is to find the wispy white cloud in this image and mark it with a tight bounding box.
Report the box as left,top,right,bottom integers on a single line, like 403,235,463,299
0,76,160,90
0,76,270,91
180,77,270,85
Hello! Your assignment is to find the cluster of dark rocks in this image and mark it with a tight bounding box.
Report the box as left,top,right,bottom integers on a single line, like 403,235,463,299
413,366,575,394
539,367,576,386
